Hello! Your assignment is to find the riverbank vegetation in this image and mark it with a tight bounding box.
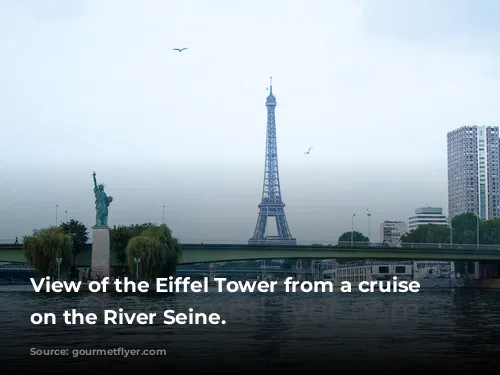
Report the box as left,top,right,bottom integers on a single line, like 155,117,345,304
23,227,73,276
401,213,500,245
124,224,182,279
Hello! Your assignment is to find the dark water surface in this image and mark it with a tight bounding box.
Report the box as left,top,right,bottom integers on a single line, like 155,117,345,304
1,287,500,371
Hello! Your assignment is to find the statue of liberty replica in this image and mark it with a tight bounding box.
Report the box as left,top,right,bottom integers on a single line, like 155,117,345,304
93,171,113,227
91,171,113,278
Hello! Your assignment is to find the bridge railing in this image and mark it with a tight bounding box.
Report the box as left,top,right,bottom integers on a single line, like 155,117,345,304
0,262,34,270
337,242,500,251
181,240,500,250
403,243,500,251
180,241,500,251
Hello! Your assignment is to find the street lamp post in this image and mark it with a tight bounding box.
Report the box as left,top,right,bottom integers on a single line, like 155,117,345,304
476,213,480,250
351,214,356,247
65,210,68,222
449,217,453,245
162,205,165,225
133,258,141,281
366,209,371,245
55,205,59,226
56,257,62,281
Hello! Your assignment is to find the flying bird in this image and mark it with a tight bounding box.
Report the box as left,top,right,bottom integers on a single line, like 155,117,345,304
172,48,188,52
304,146,314,155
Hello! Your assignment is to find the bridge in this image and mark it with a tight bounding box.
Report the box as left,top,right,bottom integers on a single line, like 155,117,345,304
2,242,500,266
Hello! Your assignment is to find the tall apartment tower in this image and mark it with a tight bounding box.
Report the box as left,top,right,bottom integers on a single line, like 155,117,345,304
447,126,500,220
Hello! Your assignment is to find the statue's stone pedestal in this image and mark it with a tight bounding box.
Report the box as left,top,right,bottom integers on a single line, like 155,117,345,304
91,226,110,278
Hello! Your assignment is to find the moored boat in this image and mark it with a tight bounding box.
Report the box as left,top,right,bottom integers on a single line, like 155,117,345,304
324,260,457,289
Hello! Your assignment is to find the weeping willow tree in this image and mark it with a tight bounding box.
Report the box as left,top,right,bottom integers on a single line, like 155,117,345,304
23,226,73,276
125,224,182,280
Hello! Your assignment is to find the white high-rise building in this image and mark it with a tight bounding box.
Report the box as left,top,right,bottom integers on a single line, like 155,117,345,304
380,221,407,247
447,125,500,220
408,207,448,231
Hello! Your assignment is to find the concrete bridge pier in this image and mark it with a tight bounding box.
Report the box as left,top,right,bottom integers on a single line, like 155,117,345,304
470,262,500,288
474,262,481,279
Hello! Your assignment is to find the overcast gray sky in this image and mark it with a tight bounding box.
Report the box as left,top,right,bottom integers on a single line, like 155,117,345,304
1,0,500,244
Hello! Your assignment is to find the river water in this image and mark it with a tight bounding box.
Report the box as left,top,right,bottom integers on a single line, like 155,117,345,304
1,286,500,371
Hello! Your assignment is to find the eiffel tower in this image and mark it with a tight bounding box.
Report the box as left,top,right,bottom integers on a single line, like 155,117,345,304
249,78,297,245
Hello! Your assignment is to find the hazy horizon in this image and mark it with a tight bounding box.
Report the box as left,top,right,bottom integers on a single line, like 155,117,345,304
0,161,448,243
1,0,499,243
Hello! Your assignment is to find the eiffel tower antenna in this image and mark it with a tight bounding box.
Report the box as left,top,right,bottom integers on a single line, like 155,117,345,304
249,77,297,245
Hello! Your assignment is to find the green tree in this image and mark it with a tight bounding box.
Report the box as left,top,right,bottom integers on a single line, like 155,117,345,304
338,231,369,244
400,213,489,245
125,224,182,280
110,223,155,265
426,225,450,243
126,236,165,279
400,224,450,244
23,226,73,276
140,224,182,276
480,218,500,245
451,213,480,244
450,212,491,275
110,226,133,265
60,219,88,257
